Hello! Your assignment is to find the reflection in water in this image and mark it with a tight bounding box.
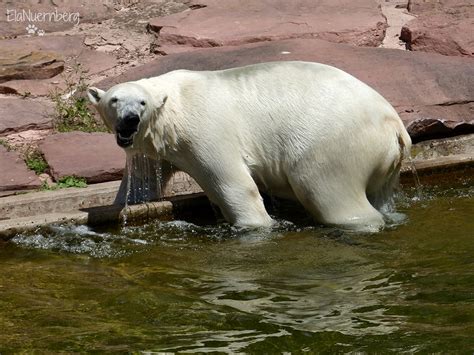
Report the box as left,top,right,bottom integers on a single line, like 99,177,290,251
4,182,474,352
11,219,405,352
201,266,402,337
160,329,292,354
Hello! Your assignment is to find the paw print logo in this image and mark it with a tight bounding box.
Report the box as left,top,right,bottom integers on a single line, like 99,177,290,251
26,24,38,35
37,29,45,36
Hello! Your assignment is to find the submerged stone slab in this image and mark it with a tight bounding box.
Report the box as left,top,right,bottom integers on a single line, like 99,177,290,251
39,132,125,183
148,0,387,54
400,0,474,57
99,38,474,141
0,146,41,194
0,98,54,136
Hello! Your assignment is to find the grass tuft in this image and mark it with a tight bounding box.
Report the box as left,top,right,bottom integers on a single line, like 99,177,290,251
49,64,107,133
40,176,87,191
24,148,49,175
0,139,12,151
56,176,88,189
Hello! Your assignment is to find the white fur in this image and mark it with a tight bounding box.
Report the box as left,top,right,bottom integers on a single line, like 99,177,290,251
88,61,411,230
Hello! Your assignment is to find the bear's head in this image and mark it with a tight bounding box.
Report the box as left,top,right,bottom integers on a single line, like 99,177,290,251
87,82,161,149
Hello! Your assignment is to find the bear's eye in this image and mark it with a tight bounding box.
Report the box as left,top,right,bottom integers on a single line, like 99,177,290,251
111,97,118,103
140,100,146,106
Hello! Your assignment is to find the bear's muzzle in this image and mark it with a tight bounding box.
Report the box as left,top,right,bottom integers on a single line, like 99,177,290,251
116,113,140,148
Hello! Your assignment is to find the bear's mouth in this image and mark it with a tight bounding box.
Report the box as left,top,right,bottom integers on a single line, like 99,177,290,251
116,128,136,148
116,114,140,148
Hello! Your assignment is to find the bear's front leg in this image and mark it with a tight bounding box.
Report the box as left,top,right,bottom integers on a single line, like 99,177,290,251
188,162,274,228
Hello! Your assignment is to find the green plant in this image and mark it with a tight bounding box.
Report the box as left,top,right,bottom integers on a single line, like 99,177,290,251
0,139,11,150
49,64,107,133
52,96,104,133
56,176,87,189
40,180,54,191
39,176,87,191
25,149,48,175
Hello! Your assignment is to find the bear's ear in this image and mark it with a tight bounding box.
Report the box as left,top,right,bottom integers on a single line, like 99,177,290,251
155,94,168,108
87,87,105,106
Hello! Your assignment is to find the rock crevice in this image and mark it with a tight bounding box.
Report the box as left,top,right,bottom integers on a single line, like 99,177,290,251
400,0,474,57
148,0,388,54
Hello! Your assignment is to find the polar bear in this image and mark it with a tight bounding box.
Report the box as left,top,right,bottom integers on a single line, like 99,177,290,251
88,61,411,230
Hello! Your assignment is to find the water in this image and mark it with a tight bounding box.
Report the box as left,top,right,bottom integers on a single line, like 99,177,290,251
123,154,163,225
408,157,423,201
125,154,154,207
124,155,133,225
0,181,473,352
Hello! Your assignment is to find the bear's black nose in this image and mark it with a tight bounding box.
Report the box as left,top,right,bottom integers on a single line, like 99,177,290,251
124,113,140,127
117,113,140,137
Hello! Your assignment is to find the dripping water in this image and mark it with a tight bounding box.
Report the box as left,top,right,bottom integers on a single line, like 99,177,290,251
123,154,133,226
132,154,149,203
408,157,423,201
156,162,163,199
122,154,164,226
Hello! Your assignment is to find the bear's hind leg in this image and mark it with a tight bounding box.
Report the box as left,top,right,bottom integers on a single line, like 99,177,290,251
288,173,384,231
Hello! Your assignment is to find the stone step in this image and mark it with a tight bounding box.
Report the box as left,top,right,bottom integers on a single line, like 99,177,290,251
0,36,117,96
0,51,64,84
0,97,53,136
38,132,125,183
0,145,41,195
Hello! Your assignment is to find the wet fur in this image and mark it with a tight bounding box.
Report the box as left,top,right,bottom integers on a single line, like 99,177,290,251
88,61,411,230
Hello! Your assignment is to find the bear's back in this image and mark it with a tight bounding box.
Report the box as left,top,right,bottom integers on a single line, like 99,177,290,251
142,61,400,159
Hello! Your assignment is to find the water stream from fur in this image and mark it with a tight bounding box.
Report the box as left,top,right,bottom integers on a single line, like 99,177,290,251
123,155,133,226
408,157,423,201
123,154,163,226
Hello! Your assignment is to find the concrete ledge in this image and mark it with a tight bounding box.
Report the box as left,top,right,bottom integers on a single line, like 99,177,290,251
400,155,473,186
401,154,474,182
402,154,473,174
1,167,204,219
0,201,173,240
0,181,120,219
